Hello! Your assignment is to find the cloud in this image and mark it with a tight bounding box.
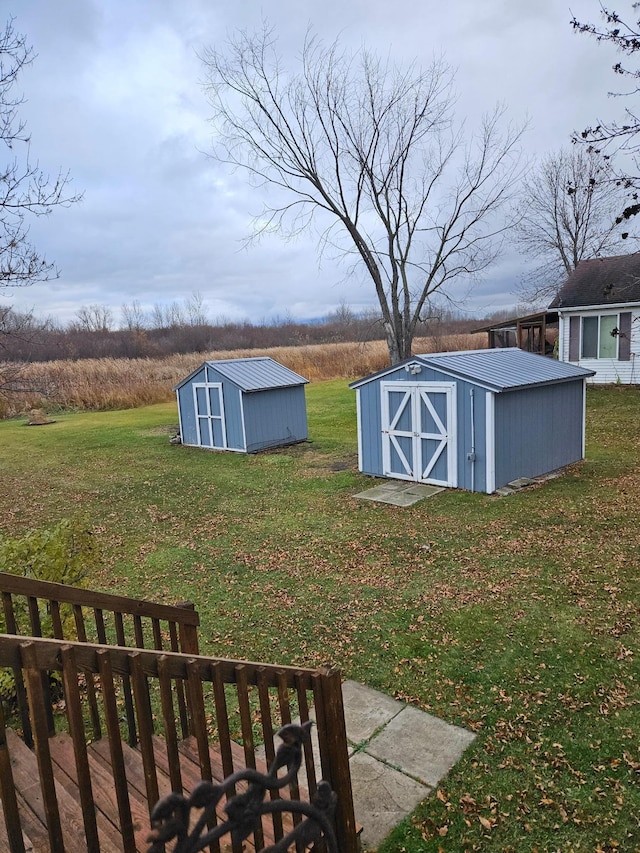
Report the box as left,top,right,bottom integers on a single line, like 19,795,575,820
5,0,625,326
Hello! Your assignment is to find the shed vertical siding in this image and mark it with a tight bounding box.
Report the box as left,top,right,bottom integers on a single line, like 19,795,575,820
493,380,585,488
176,365,206,446
214,376,245,450
243,386,308,452
456,383,487,493
356,372,386,477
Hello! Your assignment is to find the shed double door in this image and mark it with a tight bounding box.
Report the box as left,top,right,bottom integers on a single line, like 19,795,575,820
381,382,457,487
193,383,227,448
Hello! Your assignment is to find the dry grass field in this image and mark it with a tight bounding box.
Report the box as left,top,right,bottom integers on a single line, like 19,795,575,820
0,333,485,417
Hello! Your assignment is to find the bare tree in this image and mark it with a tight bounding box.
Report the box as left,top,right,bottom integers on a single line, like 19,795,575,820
165,300,185,328
1,17,81,288
201,28,524,363
514,148,629,304
325,299,356,327
185,290,208,326
570,4,640,224
150,302,166,330
0,303,50,346
74,304,113,333
0,305,53,407
120,299,146,331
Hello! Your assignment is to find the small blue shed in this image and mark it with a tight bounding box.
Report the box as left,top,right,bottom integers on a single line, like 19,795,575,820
174,357,309,453
350,348,595,493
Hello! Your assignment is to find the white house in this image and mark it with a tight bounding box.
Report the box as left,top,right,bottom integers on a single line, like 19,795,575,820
550,253,640,384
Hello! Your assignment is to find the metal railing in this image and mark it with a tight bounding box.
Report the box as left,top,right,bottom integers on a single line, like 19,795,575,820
148,720,338,853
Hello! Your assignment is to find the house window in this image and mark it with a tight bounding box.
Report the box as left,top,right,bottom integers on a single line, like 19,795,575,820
581,314,619,359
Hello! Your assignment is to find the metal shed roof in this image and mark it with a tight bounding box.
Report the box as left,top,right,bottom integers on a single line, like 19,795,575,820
174,357,309,392
350,348,594,392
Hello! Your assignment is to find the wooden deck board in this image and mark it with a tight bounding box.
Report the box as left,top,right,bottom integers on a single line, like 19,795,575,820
2,729,318,853
5,729,87,853
48,734,140,853
4,729,168,853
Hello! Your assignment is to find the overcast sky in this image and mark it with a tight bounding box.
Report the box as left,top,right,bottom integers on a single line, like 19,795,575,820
3,0,627,327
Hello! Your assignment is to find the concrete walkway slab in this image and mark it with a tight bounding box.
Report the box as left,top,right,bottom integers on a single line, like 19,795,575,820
342,680,404,744
344,681,475,849
364,703,477,788
348,751,430,849
256,679,475,850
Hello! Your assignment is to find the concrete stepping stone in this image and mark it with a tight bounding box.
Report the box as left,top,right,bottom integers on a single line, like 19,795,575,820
256,679,476,850
363,703,476,788
342,680,404,744
348,750,430,849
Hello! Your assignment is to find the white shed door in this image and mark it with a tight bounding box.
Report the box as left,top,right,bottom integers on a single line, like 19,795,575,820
381,382,457,487
193,383,227,448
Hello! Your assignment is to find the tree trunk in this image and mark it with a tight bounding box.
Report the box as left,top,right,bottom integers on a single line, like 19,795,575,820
384,321,413,364
384,322,402,365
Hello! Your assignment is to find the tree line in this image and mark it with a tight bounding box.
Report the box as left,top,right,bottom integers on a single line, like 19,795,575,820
0,301,484,364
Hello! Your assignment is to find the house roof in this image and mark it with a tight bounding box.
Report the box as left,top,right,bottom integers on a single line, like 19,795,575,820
350,348,594,393
471,310,558,334
174,357,309,392
549,252,640,309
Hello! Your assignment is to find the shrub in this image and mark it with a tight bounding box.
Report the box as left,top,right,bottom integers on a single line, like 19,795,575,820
0,517,98,588
0,518,100,704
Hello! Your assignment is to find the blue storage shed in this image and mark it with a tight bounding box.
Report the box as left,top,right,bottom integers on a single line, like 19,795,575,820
350,348,595,493
174,357,309,453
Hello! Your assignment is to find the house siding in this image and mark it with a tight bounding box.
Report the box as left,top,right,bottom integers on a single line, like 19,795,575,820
494,381,585,488
243,386,308,453
559,307,640,384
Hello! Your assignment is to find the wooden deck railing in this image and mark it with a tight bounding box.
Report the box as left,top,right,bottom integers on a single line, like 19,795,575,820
0,572,200,749
0,575,358,853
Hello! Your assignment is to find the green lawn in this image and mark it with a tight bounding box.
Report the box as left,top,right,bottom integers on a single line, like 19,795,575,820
1,381,639,852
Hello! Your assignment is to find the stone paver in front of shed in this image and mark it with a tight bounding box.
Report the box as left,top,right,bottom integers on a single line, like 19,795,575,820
353,482,444,506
